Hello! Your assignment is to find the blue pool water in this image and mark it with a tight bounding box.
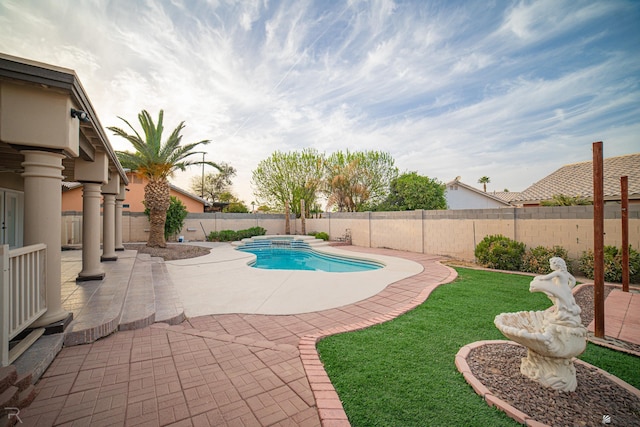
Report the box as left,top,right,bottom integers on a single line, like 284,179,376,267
239,247,383,272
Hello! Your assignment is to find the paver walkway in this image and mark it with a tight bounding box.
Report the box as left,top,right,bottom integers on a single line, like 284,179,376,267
17,248,457,426
588,289,640,346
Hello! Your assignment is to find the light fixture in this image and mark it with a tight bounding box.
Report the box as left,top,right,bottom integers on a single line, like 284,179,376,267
70,108,90,123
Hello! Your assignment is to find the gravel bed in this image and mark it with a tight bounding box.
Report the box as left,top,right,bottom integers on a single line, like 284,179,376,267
466,284,640,426
467,343,640,426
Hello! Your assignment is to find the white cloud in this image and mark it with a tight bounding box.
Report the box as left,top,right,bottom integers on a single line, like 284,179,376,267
1,0,638,202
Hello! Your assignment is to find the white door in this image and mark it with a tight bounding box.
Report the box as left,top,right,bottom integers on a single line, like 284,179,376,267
0,189,24,249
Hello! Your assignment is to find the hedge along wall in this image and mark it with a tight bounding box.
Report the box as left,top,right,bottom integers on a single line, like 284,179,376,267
120,212,298,243
62,204,640,262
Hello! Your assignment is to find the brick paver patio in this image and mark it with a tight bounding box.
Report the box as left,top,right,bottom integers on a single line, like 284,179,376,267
17,248,457,426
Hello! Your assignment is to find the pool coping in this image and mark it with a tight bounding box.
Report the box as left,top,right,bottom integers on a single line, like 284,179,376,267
164,242,425,316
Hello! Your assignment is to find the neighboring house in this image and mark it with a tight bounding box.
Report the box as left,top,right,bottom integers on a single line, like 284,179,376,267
445,177,513,210
1,54,128,364
513,153,640,207
62,171,209,213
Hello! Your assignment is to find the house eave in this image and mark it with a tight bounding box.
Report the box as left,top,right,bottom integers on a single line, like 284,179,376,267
0,53,128,185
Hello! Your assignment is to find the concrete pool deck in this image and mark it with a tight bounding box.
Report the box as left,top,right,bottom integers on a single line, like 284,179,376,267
165,242,424,316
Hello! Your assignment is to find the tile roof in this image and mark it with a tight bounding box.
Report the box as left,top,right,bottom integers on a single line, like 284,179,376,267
514,153,640,203
491,191,522,203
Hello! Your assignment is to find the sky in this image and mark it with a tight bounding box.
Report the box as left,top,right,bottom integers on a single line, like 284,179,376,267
1,0,639,205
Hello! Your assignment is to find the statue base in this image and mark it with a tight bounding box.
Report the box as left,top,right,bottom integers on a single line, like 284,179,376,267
520,349,577,392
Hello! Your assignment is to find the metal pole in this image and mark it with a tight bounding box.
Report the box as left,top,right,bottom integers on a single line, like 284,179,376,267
593,141,605,338
201,153,205,199
621,176,629,292
285,200,290,235
300,199,306,235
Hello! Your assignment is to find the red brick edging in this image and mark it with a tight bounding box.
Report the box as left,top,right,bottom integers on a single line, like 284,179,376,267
298,262,458,426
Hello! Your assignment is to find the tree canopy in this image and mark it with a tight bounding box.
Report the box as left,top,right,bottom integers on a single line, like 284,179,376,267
190,163,236,203
373,172,447,211
478,176,491,192
324,150,398,212
251,149,399,215
251,148,325,216
540,194,592,206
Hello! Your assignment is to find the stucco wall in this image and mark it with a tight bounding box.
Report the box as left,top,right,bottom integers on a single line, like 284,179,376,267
120,212,295,243
123,174,204,213
303,205,640,262
61,187,83,211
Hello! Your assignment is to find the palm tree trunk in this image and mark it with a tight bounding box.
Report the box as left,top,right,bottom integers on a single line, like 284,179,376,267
147,208,167,247
145,178,171,248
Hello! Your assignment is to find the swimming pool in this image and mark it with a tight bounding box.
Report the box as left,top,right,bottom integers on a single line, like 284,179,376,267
238,247,383,272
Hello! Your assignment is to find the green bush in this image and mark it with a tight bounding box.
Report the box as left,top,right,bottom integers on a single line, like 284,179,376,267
144,196,187,240
474,234,525,271
578,246,640,283
237,227,267,240
312,232,329,241
207,226,266,242
521,245,571,274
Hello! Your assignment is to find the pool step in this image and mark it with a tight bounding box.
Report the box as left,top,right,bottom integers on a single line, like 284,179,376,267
233,235,329,248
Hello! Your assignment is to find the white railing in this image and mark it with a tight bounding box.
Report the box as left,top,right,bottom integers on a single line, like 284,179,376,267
1,244,47,366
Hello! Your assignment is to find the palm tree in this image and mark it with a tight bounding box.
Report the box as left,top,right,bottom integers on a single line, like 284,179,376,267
109,110,218,247
478,176,491,192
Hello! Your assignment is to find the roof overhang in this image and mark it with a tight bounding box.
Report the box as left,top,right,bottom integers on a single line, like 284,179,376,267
0,53,128,185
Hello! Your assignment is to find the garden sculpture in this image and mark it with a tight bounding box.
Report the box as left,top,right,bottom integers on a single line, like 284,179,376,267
494,257,588,392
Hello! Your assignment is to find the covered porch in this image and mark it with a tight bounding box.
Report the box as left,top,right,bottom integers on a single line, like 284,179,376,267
1,53,129,367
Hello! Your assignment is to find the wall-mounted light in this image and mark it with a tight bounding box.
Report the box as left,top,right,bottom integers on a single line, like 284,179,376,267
70,108,90,123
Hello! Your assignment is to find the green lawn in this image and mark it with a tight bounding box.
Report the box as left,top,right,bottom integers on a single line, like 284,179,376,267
317,267,640,427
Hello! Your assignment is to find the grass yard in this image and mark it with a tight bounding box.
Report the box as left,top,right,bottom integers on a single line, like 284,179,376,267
317,267,640,427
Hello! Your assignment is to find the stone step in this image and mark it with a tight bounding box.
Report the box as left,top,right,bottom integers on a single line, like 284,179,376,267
63,255,137,346
13,334,63,384
152,261,185,325
118,254,157,331
17,384,37,408
0,366,17,394
13,372,32,392
0,385,18,413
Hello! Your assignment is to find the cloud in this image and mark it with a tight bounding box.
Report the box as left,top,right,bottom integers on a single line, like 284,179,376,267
1,0,638,203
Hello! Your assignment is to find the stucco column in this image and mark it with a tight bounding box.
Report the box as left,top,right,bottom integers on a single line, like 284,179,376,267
115,184,126,251
21,150,70,327
101,193,117,261
77,182,105,280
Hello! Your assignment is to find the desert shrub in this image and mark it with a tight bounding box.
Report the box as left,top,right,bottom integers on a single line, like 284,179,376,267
237,227,266,240
521,245,571,274
474,234,525,271
312,232,329,241
207,226,266,242
578,246,640,283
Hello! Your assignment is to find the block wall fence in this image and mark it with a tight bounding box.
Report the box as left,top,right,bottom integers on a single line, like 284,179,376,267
62,204,640,263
